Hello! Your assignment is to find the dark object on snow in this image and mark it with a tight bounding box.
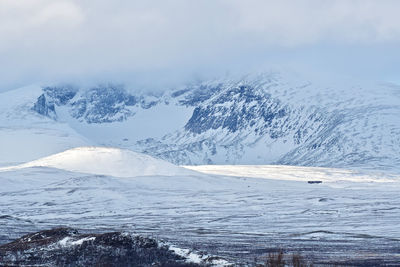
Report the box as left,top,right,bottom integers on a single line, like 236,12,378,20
307,180,322,184
0,227,201,267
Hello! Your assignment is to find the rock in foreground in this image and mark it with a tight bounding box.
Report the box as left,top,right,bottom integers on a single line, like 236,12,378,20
0,228,202,266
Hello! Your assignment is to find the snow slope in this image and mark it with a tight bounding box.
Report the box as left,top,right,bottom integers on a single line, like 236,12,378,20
137,73,400,170
0,85,89,165
0,147,192,177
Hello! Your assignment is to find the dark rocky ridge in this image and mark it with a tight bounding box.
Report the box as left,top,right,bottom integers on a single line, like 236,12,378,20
0,228,203,267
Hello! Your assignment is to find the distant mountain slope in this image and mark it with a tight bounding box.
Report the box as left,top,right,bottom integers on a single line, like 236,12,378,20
0,85,89,165
3,72,400,170
136,74,400,171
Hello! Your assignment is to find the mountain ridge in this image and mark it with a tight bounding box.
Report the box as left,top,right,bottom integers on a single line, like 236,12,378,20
2,72,399,171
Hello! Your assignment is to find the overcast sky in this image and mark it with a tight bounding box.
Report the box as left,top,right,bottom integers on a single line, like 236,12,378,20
1,0,400,91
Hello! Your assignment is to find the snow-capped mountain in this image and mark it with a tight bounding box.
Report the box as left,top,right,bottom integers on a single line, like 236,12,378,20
2,72,400,171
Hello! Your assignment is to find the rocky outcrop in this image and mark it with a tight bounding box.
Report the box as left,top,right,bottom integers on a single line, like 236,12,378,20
0,228,202,267
32,94,57,119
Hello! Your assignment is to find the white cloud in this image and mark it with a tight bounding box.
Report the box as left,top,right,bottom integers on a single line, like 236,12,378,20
0,0,399,90
31,1,84,27
0,1,83,35
223,0,400,45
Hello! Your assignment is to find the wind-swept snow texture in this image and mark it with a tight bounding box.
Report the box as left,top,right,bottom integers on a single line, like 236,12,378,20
2,72,400,171
0,152,400,264
1,147,192,177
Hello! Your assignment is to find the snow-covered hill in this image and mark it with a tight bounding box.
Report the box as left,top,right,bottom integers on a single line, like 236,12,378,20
1,147,192,177
2,72,400,171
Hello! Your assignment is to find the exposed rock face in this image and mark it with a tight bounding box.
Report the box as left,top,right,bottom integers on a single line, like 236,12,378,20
32,94,57,119
43,85,78,105
184,85,288,135
0,228,201,267
69,85,138,123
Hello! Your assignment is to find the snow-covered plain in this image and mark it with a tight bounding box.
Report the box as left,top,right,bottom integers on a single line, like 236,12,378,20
1,147,399,265
184,165,399,184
